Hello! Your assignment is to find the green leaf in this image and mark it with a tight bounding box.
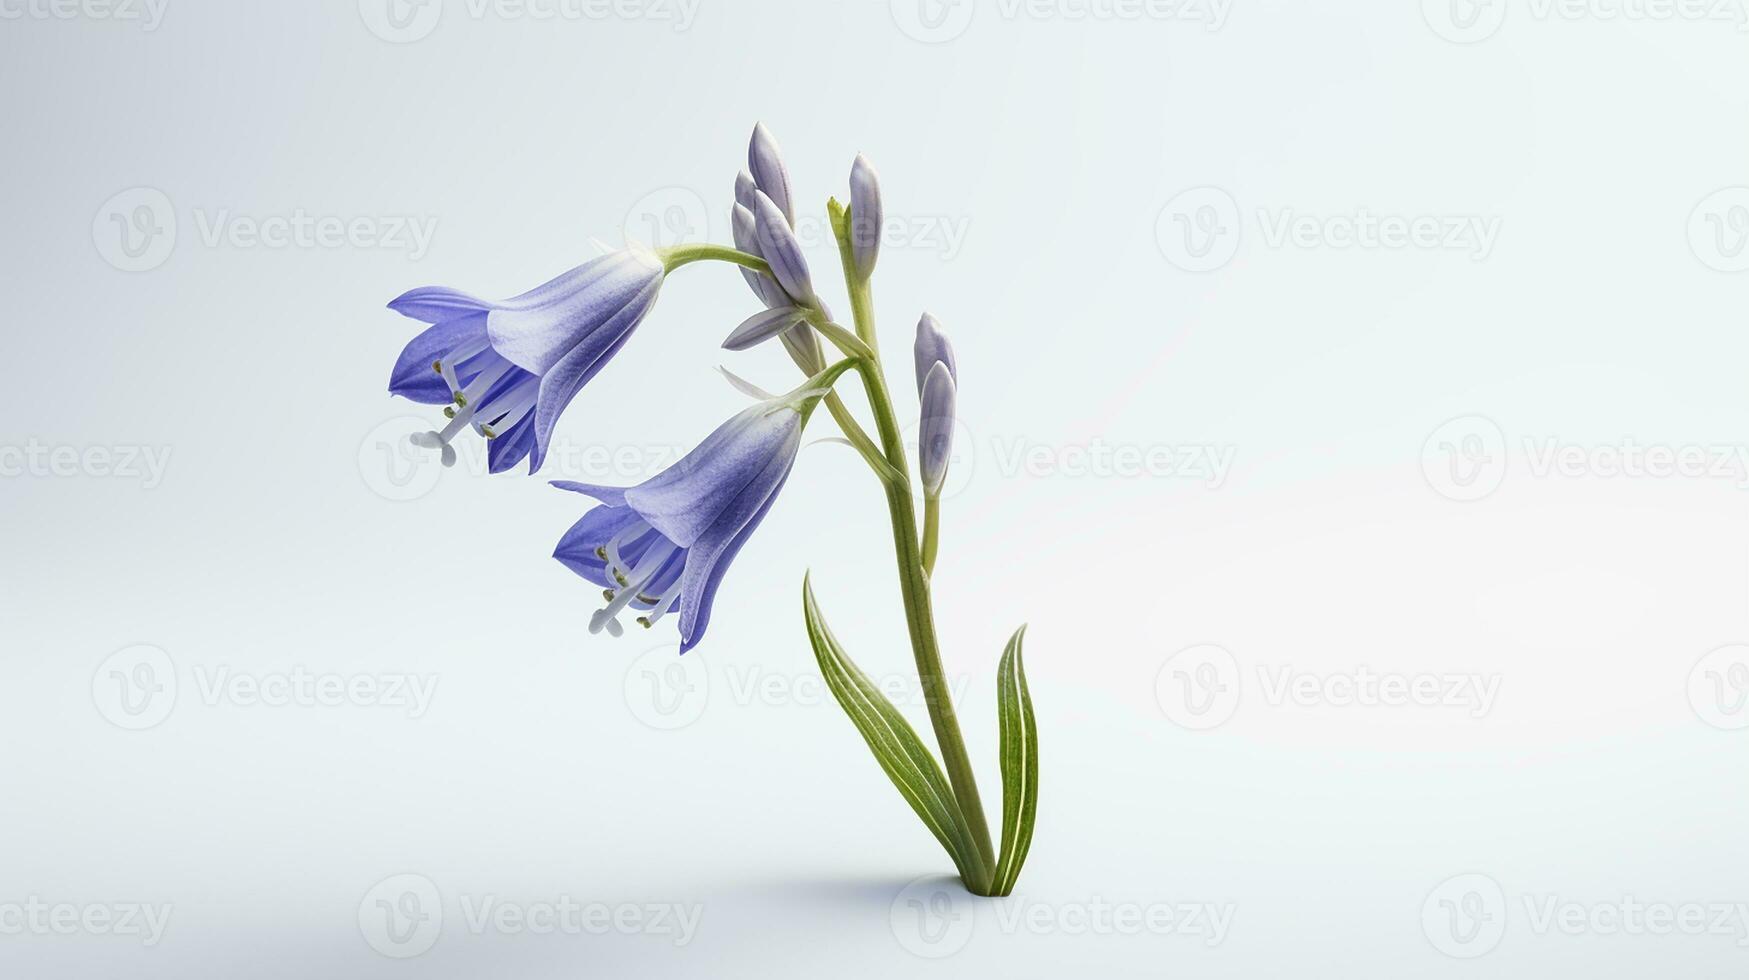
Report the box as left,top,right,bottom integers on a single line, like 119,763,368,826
991,625,1038,896
802,575,982,882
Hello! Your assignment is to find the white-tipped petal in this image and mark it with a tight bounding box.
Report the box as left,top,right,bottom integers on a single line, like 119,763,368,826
717,366,779,402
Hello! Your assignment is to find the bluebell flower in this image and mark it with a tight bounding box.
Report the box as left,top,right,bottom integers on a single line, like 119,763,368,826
552,387,822,651
914,313,958,496
387,247,665,474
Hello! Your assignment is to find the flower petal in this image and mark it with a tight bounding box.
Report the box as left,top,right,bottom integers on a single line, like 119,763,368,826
849,153,883,279
388,286,492,324
676,453,795,653
550,480,629,507
913,312,958,393
722,306,808,351
752,191,815,307
919,360,957,496
553,504,644,587
525,273,665,472
624,401,803,548
731,203,787,308
487,247,664,377
748,122,794,227
388,313,489,404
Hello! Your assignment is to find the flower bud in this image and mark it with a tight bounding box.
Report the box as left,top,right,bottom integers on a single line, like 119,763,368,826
748,123,795,228
848,154,882,279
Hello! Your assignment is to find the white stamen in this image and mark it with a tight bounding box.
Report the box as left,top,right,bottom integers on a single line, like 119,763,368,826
638,588,681,628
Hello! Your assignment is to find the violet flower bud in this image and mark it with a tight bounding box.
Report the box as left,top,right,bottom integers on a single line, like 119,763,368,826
752,190,816,307
748,123,795,228
913,313,959,496
848,154,883,279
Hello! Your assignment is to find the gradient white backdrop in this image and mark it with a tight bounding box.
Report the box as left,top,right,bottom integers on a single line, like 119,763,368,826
3,0,1747,976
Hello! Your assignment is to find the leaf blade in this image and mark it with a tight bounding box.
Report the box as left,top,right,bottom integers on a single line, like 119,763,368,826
802,575,982,881
992,625,1038,896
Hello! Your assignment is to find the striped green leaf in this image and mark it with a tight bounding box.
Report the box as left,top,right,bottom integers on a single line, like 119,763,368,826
991,625,1037,896
802,575,981,881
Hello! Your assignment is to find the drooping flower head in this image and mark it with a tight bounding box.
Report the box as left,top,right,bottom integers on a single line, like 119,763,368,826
387,247,665,474
552,380,832,652
914,313,958,496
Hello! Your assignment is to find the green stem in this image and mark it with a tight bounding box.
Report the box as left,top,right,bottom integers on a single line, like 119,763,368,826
828,202,997,894
921,494,941,574
659,243,769,273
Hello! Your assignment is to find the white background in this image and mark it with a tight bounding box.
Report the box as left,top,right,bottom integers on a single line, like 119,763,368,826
3,0,1747,976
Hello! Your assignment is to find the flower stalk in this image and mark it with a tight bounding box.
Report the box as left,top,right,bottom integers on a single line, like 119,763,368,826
826,201,999,894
